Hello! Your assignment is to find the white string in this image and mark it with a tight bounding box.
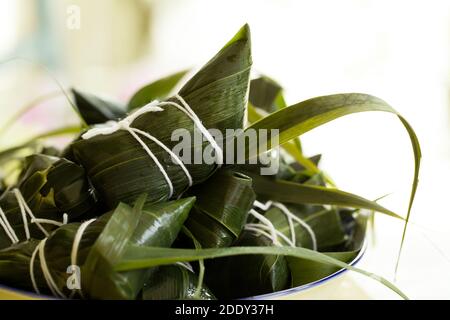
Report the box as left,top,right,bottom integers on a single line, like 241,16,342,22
81,95,223,198
287,215,296,244
29,244,40,294
82,102,182,198
28,215,74,298
14,188,49,237
37,238,67,298
69,218,96,299
130,127,193,186
253,200,317,251
270,202,317,251
248,209,280,246
244,225,280,245
3,189,70,297
31,218,66,227
1,189,68,244
245,223,295,246
127,128,176,197
71,219,96,267
0,188,68,298
0,206,18,243
13,189,30,240
173,94,223,167
176,261,194,273
30,238,70,297
0,191,71,297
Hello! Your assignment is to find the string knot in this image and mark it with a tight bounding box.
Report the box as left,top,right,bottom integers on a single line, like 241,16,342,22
79,96,222,199
81,101,163,140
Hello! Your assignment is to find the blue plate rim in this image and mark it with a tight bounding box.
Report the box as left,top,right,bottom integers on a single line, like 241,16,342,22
241,239,367,300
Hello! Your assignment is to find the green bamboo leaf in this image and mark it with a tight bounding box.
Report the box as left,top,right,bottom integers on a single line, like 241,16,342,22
203,230,291,299
247,102,264,123
71,25,252,207
82,196,195,299
288,215,367,286
38,156,99,219
244,93,421,269
255,171,343,250
72,89,126,125
244,172,403,220
249,76,283,113
247,75,303,159
0,154,99,248
128,70,189,111
141,265,215,300
280,140,321,174
178,23,251,132
185,170,255,248
0,216,108,295
265,206,346,250
0,196,195,299
0,240,46,290
180,226,206,299
0,145,35,166
288,250,359,286
114,244,408,299
25,125,82,142
180,24,251,98
248,103,320,176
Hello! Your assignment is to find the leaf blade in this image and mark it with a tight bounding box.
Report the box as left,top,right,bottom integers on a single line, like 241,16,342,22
127,70,189,110
115,245,408,299
245,172,403,220
244,93,421,270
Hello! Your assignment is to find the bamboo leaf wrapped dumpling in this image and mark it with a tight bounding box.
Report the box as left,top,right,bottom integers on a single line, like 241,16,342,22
141,265,215,300
287,214,367,286
16,154,99,220
184,169,256,248
203,230,290,299
82,196,195,299
70,25,252,208
262,203,347,251
254,171,346,251
235,155,347,251
0,154,99,249
0,196,195,299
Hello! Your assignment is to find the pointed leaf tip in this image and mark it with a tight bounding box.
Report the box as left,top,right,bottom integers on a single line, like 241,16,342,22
225,24,251,47
174,196,196,209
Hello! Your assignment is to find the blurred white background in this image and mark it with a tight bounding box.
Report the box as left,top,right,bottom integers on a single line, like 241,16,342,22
0,0,449,299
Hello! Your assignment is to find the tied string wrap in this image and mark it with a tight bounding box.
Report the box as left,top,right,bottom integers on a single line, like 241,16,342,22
30,218,96,299
0,189,74,298
0,188,68,244
81,94,223,199
245,200,317,251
